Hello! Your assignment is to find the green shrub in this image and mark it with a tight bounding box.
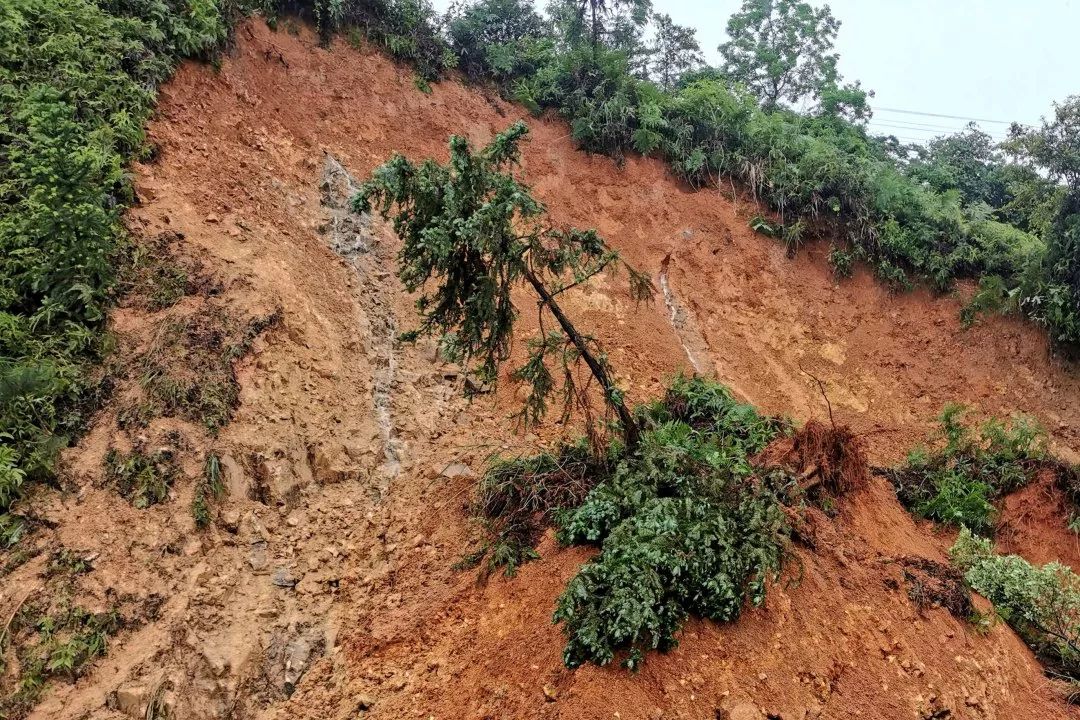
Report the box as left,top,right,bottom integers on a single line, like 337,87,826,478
951,528,1080,681
458,376,792,668
0,0,230,516
890,405,1046,535
446,0,549,84
552,376,789,669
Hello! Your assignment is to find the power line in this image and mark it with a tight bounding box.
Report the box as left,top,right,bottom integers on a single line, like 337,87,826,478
868,117,999,133
874,105,1032,127
867,122,1008,140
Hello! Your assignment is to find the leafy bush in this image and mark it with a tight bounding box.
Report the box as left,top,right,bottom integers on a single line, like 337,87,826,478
458,376,793,669
951,528,1080,681
552,376,790,669
446,0,550,84
276,0,455,78
890,404,1046,535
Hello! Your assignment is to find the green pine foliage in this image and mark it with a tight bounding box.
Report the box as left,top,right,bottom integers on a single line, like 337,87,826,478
950,528,1080,682
889,404,1046,535
354,121,652,448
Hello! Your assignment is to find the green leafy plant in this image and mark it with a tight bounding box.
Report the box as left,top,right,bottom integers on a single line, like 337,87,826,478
951,528,1080,682
0,600,120,717
552,376,790,669
0,0,229,516
192,451,226,528
456,376,800,669
104,448,178,509
827,244,855,278
889,404,1046,535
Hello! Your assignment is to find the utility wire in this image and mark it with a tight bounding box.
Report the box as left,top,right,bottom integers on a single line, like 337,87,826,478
868,117,999,133
874,105,1033,127
867,122,1008,140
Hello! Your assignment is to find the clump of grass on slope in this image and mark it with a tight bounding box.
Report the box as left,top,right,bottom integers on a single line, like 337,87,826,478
104,447,178,509
888,404,1046,535
459,438,605,579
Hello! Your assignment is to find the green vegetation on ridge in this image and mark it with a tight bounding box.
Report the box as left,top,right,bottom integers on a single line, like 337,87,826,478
0,0,231,515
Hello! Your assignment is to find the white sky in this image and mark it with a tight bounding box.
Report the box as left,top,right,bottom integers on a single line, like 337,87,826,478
432,0,1080,143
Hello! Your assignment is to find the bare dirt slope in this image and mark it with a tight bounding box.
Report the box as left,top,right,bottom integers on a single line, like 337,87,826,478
7,19,1080,720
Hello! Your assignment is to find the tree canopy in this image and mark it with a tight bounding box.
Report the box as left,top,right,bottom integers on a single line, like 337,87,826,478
353,122,653,447
719,0,840,109
649,13,703,91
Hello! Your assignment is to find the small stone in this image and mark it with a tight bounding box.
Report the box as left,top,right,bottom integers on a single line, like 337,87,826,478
272,567,298,588
107,683,148,716
355,694,377,712
726,704,765,720
439,463,476,480
284,636,312,693
542,684,558,702
205,214,219,223
249,541,269,572
221,509,241,533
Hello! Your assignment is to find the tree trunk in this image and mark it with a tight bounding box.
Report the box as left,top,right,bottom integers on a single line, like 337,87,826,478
523,267,640,450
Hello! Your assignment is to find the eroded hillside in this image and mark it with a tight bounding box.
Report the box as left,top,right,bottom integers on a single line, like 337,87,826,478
5,20,1080,720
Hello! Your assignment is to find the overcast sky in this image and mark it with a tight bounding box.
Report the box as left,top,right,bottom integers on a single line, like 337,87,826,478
432,0,1080,144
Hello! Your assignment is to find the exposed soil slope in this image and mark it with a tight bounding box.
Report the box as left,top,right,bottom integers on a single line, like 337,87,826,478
6,19,1080,720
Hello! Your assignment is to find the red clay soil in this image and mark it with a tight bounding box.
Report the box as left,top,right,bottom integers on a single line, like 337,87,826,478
8,18,1080,720
998,468,1080,570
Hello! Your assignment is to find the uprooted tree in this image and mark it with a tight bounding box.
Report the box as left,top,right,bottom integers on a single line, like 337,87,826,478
353,121,653,449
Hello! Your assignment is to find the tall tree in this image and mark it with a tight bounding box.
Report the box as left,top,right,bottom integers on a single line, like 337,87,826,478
908,123,1010,208
1006,96,1080,348
719,0,839,110
548,0,650,53
649,13,704,90
1007,96,1080,191
354,122,653,448
606,0,653,77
